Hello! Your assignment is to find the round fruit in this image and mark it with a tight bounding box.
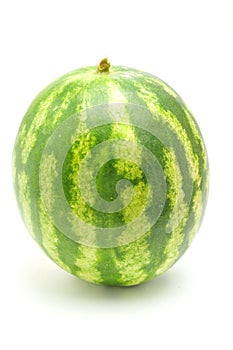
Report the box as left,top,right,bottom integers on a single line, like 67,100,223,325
13,59,209,286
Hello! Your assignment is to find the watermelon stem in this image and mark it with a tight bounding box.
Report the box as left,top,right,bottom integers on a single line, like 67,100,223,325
97,58,110,73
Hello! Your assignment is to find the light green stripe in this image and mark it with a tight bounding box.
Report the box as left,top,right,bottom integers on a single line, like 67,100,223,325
20,85,65,164
39,152,58,213
105,81,128,103
66,130,97,217
155,215,188,276
158,80,178,99
153,149,190,275
75,246,103,283
50,89,75,126
117,236,151,285
188,189,203,246
39,200,71,273
17,171,35,239
163,149,189,232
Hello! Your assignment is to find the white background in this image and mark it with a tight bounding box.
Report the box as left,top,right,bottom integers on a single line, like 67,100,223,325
0,0,232,349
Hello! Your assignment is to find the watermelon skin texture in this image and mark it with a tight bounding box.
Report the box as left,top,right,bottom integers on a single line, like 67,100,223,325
13,64,209,286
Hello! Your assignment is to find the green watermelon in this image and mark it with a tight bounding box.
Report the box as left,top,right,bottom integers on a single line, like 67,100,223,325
13,58,209,286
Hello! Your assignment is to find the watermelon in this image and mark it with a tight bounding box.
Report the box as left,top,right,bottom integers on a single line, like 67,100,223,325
13,58,209,286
